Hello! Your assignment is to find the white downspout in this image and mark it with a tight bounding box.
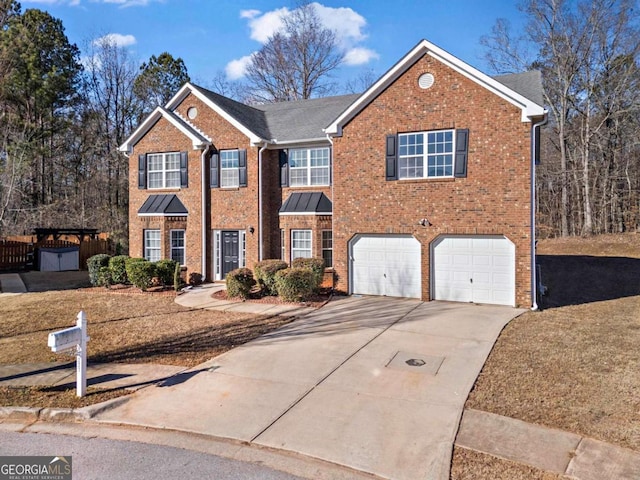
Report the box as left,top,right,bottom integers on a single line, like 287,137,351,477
530,113,548,311
201,145,211,279
258,142,268,261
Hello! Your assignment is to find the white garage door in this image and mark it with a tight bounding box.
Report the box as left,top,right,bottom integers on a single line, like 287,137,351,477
432,236,515,306
351,235,421,298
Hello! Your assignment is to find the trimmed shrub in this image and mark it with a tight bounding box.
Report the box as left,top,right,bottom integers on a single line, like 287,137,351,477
108,255,129,284
226,268,256,299
173,262,183,292
275,268,316,302
87,254,111,286
125,258,156,291
97,266,112,287
155,259,178,286
189,272,203,286
254,259,288,295
291,257,325,291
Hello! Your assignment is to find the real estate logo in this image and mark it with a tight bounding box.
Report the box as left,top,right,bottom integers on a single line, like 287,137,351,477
0,456,72,480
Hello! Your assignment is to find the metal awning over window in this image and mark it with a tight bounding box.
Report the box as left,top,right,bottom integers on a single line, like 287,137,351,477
279,192,332,215
138,194,188,216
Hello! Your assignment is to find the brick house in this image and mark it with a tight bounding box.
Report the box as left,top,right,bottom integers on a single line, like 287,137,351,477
120,39,547,308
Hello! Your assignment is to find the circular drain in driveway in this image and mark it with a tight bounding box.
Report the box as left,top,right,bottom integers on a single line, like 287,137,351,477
405,358,426,367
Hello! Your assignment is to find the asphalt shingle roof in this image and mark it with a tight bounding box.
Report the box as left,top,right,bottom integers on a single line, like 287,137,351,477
189,70,543,145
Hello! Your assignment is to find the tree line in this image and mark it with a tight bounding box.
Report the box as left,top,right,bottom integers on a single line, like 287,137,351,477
1,0,638,243
483,0,640,236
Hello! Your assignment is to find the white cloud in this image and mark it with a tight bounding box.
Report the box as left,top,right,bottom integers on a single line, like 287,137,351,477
343,47,379,66
93,33,137,47
243,7,289,44
225,53,254,80
229,2,377,78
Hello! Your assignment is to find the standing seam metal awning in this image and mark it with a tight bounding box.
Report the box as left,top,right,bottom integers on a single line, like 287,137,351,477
138,194,188,216
279,192,332,215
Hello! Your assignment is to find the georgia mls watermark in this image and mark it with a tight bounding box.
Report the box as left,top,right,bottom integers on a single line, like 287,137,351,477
0,456,72,480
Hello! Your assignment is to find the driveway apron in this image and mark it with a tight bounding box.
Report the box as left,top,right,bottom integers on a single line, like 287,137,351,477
95,296,522,480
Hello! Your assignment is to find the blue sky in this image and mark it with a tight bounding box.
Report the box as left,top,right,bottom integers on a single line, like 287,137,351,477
21,0,526,91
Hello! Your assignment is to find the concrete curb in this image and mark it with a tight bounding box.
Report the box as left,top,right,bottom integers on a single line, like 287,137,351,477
0,394,131,423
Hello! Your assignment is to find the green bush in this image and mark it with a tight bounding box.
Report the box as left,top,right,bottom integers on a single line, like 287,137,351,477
125,258,156,291
155,259,177,285
173,262,183,292
97,266,112,288
189,272,203,286
87,254,111,286
275,268,316,302
108,255,129,284
226,268,256,299
291,257,325,291
254,259,288,295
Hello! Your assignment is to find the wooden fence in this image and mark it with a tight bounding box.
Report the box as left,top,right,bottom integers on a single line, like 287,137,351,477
0,236,114,271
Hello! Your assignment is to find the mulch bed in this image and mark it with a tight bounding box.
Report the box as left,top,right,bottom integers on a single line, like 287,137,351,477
212,288,332,309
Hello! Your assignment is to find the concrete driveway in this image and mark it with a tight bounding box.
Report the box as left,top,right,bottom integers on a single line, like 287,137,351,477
96,296,522,479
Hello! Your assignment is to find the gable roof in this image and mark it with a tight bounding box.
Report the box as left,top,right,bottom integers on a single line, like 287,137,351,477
325,39,547,135
138,194,188,216
279,192,332,215
259,94,360,144
493,71,545,108
119,106,210,154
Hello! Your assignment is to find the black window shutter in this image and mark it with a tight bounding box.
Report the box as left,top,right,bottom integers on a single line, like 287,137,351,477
238,149,247,187
454,129,469,178
279,149,289,187
180,151,188,187
138,154,147,189
210,153,219,188
385,134,398,181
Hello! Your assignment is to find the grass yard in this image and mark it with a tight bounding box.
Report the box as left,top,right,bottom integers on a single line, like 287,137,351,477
0,287,293,407
457,233,640,476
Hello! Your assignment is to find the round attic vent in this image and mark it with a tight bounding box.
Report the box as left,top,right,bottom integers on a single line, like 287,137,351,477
187,107,198,120
418,73,435,90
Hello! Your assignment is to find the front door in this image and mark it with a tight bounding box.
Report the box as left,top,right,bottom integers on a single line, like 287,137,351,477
222,231,240,277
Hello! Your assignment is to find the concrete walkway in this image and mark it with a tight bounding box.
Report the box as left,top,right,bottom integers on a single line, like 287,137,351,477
456,409,640,480
94,296,520,480
0,273,27,295
176,282,317,317
0,362,185,391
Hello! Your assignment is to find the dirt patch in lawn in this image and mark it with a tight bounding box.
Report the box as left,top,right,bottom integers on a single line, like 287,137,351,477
465,233,640,453
0,289,295,407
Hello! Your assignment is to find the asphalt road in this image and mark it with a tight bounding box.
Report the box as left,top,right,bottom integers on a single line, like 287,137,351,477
0,431,304,480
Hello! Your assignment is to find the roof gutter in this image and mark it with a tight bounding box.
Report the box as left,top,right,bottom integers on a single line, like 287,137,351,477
530,112,548,311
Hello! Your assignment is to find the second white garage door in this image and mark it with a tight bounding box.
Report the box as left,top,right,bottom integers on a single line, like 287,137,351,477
432,235,515,306
351,235,421,298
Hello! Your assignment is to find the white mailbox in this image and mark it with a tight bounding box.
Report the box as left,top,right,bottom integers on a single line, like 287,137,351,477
47,311,90,397
48,326,82,352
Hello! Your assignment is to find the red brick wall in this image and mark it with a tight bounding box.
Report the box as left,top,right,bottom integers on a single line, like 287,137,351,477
332,53,533,306
129,117,204,277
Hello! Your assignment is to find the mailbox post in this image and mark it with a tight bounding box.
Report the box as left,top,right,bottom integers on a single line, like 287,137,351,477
47,311,90,397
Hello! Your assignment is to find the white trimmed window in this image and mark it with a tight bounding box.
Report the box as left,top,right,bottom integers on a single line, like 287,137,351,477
322,230,332,268
220,150,239,188
291,230,312,260
289,147,330,186
398,130,454,179
280,229,285,261
144,230,161,262
170,230,185,266
148,152,181,189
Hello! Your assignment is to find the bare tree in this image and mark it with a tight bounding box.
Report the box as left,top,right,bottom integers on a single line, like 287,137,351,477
344,68,377,94
245,2,342,102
